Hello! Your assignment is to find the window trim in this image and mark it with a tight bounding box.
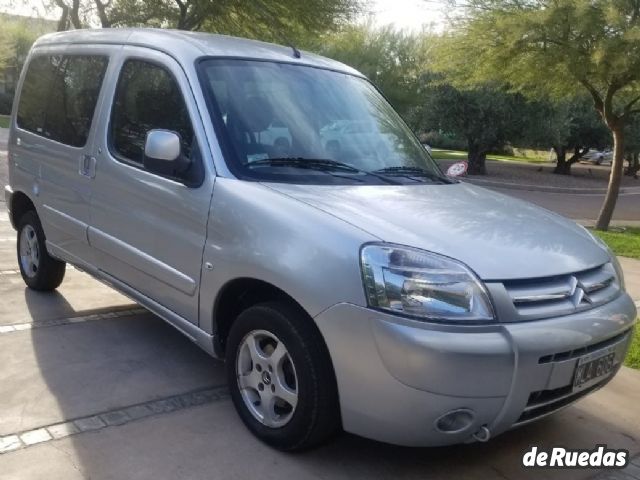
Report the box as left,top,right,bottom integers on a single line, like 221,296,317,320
107,56,203,187
16,53,109,149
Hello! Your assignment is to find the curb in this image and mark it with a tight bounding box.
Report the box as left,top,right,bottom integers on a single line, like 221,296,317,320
463,177,640,195
576,220,640,228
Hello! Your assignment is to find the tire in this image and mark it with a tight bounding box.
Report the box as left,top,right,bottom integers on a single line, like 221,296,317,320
226,301,340,451
17,210,66,291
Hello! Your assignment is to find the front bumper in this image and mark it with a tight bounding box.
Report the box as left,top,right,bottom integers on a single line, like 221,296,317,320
314,293,636,447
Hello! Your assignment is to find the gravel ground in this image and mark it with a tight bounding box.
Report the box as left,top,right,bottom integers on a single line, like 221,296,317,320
437,159,640,189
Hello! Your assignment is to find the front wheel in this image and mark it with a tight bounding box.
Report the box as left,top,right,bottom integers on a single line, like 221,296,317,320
17,211,66,291
226,301,340,451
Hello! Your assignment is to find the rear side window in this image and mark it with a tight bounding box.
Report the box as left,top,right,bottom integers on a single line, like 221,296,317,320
17,55,59,135
17,55,108,147
110,59,194,165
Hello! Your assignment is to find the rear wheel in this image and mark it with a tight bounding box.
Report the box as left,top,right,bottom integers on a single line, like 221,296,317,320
17,211,66,291
226,301,340,451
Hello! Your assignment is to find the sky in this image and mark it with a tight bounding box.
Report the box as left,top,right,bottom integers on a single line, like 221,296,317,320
0,0,448,31
368,0,447,31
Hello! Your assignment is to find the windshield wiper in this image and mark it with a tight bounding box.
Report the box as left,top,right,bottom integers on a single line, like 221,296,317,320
248,158,400,184
248,157,360,171
371,166,453,184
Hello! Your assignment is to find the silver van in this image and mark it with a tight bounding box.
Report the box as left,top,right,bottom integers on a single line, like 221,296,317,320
4,29,637,451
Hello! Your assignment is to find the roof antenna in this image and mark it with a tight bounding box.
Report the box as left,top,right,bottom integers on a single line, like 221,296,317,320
279,31,301,58
254,4,301,59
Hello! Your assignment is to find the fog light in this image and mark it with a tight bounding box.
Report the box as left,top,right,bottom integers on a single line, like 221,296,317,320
434,409,475,434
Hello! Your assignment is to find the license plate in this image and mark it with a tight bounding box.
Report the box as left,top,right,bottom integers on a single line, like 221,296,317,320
573,347,616,391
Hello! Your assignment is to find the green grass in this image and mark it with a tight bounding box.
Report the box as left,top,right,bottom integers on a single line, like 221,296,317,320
626,327,640,369
594,227,640,260
430,148,551,164
592,227,640,369
0,116,9,128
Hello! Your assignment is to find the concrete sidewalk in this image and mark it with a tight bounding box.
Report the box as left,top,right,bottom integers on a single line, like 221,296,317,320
0,127,7,151
619,257,640,303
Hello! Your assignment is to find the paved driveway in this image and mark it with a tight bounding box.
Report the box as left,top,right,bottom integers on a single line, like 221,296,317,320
1,128,8,191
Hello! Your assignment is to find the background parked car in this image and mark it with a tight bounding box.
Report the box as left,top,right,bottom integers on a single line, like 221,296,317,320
582,149,613,165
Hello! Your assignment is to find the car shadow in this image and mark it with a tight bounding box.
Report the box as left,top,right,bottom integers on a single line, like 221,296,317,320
19,286,640,479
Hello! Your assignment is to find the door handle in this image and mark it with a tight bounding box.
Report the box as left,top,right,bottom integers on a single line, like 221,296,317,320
79,155,96,178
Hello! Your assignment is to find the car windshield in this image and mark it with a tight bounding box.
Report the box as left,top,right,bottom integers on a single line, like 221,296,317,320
198,59,449,185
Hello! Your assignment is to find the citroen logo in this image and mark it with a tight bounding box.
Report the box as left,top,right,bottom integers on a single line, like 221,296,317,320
569,276,592,307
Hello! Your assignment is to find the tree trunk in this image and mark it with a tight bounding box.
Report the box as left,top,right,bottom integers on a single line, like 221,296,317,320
467,143,487,175
54,0,70,31
69,0,82,29
554,146,589,175
94,0,112,27
56,5,69,31
595,128,625,230
625,152,640,178
553,146,568,174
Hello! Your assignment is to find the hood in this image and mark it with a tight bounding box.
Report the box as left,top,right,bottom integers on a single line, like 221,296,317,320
264,181,610,281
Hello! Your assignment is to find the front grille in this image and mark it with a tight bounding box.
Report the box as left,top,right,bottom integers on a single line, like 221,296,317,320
503,263,619,319
516,377,611,425
538,330,630,364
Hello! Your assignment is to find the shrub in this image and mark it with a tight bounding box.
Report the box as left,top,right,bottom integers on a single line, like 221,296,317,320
0,92,14,115
420,131,467,151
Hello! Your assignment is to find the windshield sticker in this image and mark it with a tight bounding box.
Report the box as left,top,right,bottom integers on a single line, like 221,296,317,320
247,153,270,162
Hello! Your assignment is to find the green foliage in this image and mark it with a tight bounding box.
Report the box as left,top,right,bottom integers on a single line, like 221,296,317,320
438,0,640,226
438,1,640,109
421,130,467,150
524,97,610,151
625,326,640,369
415,82,531,172
0,93,12,115
309,24,432,124
0,14,49,98
45,0,361,41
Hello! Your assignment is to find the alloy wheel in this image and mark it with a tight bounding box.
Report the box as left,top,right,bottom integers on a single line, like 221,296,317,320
235,329,298,428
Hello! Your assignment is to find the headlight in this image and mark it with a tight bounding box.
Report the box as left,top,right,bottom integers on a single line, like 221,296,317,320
582,227,626,291
360,243,495,323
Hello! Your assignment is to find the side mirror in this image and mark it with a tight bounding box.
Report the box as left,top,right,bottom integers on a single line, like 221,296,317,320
143,129,191,179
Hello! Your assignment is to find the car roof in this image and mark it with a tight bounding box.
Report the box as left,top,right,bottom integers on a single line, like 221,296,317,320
33,28,364,77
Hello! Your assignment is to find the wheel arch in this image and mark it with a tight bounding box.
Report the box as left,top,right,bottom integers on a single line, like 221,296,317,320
212,277,323,357
8,190,37,230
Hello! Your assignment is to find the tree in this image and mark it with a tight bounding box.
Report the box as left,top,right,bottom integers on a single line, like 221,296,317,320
526,97,609,175
309,24,431,124
42,0,360,40
50,0,82,30
0,16,49,88
624,116,640,178
437,0,640,230
417,83,529,174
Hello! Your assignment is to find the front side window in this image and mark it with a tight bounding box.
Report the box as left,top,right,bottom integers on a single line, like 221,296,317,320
110,59,194,165
17,55,107,147
199,59,449,185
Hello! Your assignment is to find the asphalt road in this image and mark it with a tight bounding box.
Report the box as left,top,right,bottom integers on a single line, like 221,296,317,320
491,187,640,223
